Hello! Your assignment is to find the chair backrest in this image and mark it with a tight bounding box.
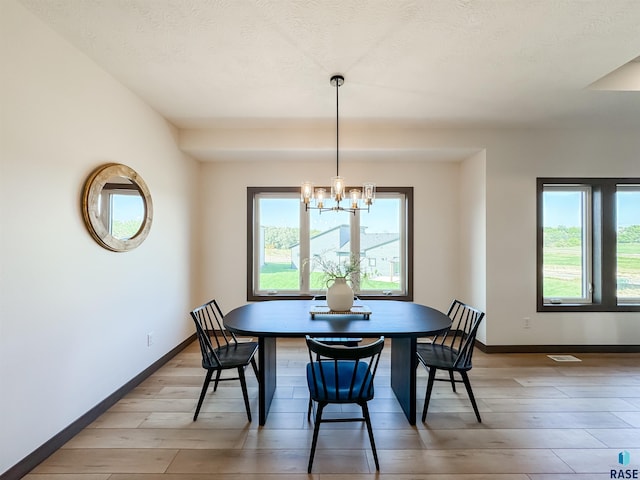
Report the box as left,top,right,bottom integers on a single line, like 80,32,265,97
190,299,238,368
305,336,384,402
434,300,485,369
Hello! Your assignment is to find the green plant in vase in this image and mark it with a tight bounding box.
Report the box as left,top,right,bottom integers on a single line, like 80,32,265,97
311,254,363,311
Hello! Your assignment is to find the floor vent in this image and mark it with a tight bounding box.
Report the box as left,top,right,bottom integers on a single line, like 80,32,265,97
547,354,582,362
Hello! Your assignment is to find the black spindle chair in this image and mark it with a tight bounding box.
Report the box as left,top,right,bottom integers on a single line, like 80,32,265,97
416,299,485,422
190,299,259,422
305,335,385,473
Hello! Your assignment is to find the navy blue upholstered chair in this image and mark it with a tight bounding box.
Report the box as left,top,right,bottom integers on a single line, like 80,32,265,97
305,335,385,472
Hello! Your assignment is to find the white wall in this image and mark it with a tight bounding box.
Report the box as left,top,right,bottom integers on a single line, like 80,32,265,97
0,1,200,474
196,127,640,347
460,150,487,342
199,159,461,314
483,129,640,346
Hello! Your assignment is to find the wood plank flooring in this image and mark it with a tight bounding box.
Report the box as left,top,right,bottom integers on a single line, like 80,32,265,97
25,338,640,479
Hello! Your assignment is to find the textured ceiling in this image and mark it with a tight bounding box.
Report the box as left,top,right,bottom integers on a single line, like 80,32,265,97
17,0,640,159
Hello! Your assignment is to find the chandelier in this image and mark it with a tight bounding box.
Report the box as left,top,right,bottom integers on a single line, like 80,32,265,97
301,75,375,214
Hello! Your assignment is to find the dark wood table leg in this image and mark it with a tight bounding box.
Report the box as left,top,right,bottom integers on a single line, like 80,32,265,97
258,336,277,426
390,336,417,425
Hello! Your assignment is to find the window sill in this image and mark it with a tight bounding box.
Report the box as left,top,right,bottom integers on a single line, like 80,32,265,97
249,293,413,302
538,303,640,312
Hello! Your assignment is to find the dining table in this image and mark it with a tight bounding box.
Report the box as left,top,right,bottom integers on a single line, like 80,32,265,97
223,299,452,425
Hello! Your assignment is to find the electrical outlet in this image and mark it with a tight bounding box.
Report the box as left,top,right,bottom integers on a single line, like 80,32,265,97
147,332,154,346
523,317,531,329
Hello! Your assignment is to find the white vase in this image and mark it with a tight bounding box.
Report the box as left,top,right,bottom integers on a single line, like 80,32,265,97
326,277,354,311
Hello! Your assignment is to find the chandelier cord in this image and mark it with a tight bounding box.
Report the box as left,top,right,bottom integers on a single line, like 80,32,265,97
300,74,374,214
335,76,339,177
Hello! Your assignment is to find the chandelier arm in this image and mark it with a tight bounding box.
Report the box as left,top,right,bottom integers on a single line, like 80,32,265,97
305,204,370,215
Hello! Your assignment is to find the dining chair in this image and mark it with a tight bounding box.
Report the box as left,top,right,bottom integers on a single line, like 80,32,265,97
190,299,259,422
416,299,485,422
305,335,385,473
306,296,364,419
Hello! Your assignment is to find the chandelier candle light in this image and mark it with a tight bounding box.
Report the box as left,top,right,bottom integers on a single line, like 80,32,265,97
301,75,375,214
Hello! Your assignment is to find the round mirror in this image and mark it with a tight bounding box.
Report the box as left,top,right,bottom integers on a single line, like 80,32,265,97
82,163,153,252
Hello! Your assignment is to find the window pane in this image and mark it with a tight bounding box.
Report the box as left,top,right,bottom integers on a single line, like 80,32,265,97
360,198,402,292
257,197,300,291
617,186,640,302
110,193,144,240
542,187,589,301
308,211,348,290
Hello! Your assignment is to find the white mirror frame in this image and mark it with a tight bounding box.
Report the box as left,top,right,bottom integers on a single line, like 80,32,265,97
82,163,153,252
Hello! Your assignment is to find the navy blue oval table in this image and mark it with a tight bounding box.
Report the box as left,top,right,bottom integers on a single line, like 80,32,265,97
224,299,452,425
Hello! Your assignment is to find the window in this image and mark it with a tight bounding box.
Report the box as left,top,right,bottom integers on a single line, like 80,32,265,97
537,178,640,312
247,187,413,301
100,181,145,240
540,185,592,304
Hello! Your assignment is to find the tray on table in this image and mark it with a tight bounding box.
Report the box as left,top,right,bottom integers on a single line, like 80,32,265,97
310,304,372,319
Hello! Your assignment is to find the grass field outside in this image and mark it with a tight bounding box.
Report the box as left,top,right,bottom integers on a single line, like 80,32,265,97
260,243,640,299
259,249,400,292
543,243,640,298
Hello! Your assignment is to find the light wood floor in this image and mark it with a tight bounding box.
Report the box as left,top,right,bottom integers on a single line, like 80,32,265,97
25,338,640,479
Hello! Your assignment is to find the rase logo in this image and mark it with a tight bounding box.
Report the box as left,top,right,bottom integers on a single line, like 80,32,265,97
611,451,638,479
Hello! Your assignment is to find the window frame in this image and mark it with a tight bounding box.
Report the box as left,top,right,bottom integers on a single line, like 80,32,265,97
540,184,593,305
247,186,413,302
616,184,640,305
537,177,640,312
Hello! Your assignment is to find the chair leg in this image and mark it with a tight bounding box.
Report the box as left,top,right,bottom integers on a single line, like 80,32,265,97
308,403,325,473
307,397,313,422
238,366,252,422
250,357,259,384
213,369,222,392
448,370,456,392
361,402,379,471
460,371,481,423
422,366,437,422
194,369,214,421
